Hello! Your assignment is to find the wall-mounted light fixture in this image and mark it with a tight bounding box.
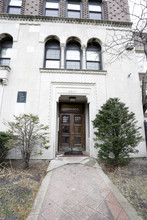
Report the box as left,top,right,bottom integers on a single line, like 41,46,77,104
69,97,76,102
128,73,131,78
126,43,134,50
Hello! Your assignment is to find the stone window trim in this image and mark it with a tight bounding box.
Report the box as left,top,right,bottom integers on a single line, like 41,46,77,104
0,66,11,85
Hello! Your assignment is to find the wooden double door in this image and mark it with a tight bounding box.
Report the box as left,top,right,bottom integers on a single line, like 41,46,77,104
58,104,85,152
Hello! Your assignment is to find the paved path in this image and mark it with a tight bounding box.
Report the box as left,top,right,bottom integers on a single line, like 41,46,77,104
27,157,142,220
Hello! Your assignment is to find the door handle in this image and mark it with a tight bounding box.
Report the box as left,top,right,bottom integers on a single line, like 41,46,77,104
72,132,74,140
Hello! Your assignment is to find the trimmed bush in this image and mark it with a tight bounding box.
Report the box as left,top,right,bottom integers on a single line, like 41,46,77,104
92,98,142,165
0,132,10,163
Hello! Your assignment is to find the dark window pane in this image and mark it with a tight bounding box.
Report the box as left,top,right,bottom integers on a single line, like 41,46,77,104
74,126,81,134
74,116,82,123
89,12,102,20
67,42,80,50
1,41,12,48
62,126,69,133
62,116,70,123
68,11,80,18
66,61,80,69
46,49,60,59
45,9,58,16
0,59,10,66
75,137,81,144
87,61,100,70
62,137,69,144
8,7,21,14
46,41,60,49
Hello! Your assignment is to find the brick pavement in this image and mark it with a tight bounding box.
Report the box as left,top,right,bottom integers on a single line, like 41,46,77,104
27,157,142,220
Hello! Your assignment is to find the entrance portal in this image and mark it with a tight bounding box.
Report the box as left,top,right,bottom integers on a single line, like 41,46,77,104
58,103,85,152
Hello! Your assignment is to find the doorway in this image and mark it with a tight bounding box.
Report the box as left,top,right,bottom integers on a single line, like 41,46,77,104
58,103,85,152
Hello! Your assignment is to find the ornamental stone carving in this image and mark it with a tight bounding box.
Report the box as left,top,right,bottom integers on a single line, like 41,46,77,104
0,66,11,86
40,68,107,76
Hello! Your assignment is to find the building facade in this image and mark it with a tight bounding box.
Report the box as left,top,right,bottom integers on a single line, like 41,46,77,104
0,0,146,159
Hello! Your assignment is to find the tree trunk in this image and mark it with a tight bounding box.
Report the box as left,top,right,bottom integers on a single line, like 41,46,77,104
23,160,29,169
21,150,30,169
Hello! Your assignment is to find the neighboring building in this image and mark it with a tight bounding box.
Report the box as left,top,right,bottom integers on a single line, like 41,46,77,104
134,33,147,113
134,33,147,142
0,0,146,159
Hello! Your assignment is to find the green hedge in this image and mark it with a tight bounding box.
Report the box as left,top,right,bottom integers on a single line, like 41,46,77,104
0,132,10,163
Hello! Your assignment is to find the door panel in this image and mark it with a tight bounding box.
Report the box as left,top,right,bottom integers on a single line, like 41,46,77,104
58,111,85,151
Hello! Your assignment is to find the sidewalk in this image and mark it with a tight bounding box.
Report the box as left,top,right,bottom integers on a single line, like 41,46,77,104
27,157,142,220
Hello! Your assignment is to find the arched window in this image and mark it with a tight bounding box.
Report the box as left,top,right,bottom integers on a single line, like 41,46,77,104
44,39,60,68
86,41,101,70
88,0,102,20
7,0,22,14
66,41,81,69
45,0,59,16
67,0,81,18
0,38,13,66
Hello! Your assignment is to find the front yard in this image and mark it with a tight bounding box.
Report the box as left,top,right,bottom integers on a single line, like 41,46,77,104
100,158,147,220
0,158,147,219
0,160,49,219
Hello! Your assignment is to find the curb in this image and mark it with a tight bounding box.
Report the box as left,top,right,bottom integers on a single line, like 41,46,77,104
27,171,52,220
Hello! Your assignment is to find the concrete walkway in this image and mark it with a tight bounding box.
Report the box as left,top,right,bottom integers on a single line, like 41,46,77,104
27,157,142,220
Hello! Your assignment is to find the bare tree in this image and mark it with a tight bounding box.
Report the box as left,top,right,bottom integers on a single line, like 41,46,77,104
103,0,147,111
6,114,50,168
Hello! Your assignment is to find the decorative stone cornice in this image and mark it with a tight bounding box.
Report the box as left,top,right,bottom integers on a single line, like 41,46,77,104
2,79,8,85
0,65,11,72
51,81,96,86
81,45,86,50
0,65,11,85
60,43,66,49
0,13,132,28
40,68,107,75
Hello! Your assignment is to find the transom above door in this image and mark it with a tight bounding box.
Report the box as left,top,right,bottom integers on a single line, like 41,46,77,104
58,104,85,152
